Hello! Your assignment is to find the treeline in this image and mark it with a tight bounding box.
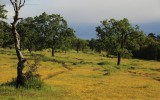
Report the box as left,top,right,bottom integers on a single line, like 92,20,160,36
132,33,160,60
89,32,160,61
0,6,160,63
0,12,90,56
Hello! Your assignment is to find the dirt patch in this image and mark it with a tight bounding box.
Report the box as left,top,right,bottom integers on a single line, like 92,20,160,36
153,77,160,81
62,62,72,70
103,69,110,76
150,68,160,72
128,71,160,82
43,71,66,80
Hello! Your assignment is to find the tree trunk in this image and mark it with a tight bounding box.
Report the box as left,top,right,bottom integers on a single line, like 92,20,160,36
77,46,79,53
16,59,26,88
28,48,32,53
106,49,110,57
52,47,55,56
12,25,26,88
10,0,26,88
117,53,121,65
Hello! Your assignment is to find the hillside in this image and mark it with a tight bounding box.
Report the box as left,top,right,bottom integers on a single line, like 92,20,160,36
0,48,160,100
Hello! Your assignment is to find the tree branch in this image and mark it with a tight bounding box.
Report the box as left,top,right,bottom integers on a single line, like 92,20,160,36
19,0,21,7
10,0,16,11
19,0,26,9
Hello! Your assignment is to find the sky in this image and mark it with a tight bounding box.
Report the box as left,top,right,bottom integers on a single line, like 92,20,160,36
1,0,160,39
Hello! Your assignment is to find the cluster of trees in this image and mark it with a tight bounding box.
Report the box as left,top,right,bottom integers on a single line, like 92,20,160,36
17,12,76,56
133,33,160,60
1,6,160,63
1,2,90,88
88,18,160,64
0,11,90,56
0,1,160,88
0,5,13,48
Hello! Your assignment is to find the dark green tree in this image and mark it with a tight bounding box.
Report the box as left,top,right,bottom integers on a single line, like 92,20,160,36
133,33,160,60
96,18,145,65
60,28,76,53
17,17,39,53
0,4,9,47
0,21,13,48
34,12,75,56
96,19,117,57
73,38,89,53
89,38,96,51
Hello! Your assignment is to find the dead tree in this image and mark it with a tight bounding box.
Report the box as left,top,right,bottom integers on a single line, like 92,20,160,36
10,0,26,88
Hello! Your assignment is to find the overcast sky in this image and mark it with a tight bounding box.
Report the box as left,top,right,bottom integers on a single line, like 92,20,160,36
1,0,160,39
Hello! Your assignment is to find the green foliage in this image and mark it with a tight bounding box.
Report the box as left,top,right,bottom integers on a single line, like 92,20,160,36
0,21,13,48
73,38,89,53
0,5,7,19
117,48,133,58
96,18,145,64
89,38,104,53
0,5,11,48
17,17,38,51
24,77,43,89
17,12,76,55
97,61,110,65
24,54,44,89
133,33,160,60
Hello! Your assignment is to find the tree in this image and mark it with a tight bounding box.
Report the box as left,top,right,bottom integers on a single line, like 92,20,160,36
96,19,117,57
96,18,145,65
10,0,26,88
94,39,103,54
133,33,160,60
0,21,13,48
34,12,75,56
46,13,68,56
0,5,7,19
17,17,38,53
0,4,9,47
60,28,76,53
89,38,96,51
73,38,89,53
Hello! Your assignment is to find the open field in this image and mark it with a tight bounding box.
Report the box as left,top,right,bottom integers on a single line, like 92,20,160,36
0,48,160,100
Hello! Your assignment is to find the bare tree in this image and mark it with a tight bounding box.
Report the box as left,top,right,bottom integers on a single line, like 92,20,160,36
10,0,26,88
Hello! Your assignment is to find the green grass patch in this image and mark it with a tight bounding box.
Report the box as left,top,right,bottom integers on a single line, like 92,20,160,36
97,61,110,65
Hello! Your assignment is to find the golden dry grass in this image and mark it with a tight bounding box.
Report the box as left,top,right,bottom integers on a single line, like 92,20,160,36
0,49,160,100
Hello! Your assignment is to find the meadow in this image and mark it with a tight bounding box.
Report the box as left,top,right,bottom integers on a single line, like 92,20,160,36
0,48,160,100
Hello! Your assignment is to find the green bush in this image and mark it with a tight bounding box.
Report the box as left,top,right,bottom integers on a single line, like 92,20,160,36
24,77,43,89
97,61,110,65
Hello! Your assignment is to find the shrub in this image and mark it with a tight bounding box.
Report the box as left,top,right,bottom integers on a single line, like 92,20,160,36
24,77,43,89
97,61,110,65
2,54,44,89
23,53,43,89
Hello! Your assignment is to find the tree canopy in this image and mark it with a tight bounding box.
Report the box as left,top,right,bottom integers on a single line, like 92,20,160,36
17,12,76,55
96,18,145,65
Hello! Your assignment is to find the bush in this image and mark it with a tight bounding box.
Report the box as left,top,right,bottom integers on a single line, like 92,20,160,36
2,53,44,89
23,53,43,89
24,77,43,89
97,61,110,65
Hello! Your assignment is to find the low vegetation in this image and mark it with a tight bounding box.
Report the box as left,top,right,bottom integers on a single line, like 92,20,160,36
0,1,160,99
0,48,159,99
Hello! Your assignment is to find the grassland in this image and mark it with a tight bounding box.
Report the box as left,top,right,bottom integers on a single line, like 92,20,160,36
0,48,160,100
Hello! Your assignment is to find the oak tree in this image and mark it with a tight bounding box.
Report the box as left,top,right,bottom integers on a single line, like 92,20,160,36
96,18,144,65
